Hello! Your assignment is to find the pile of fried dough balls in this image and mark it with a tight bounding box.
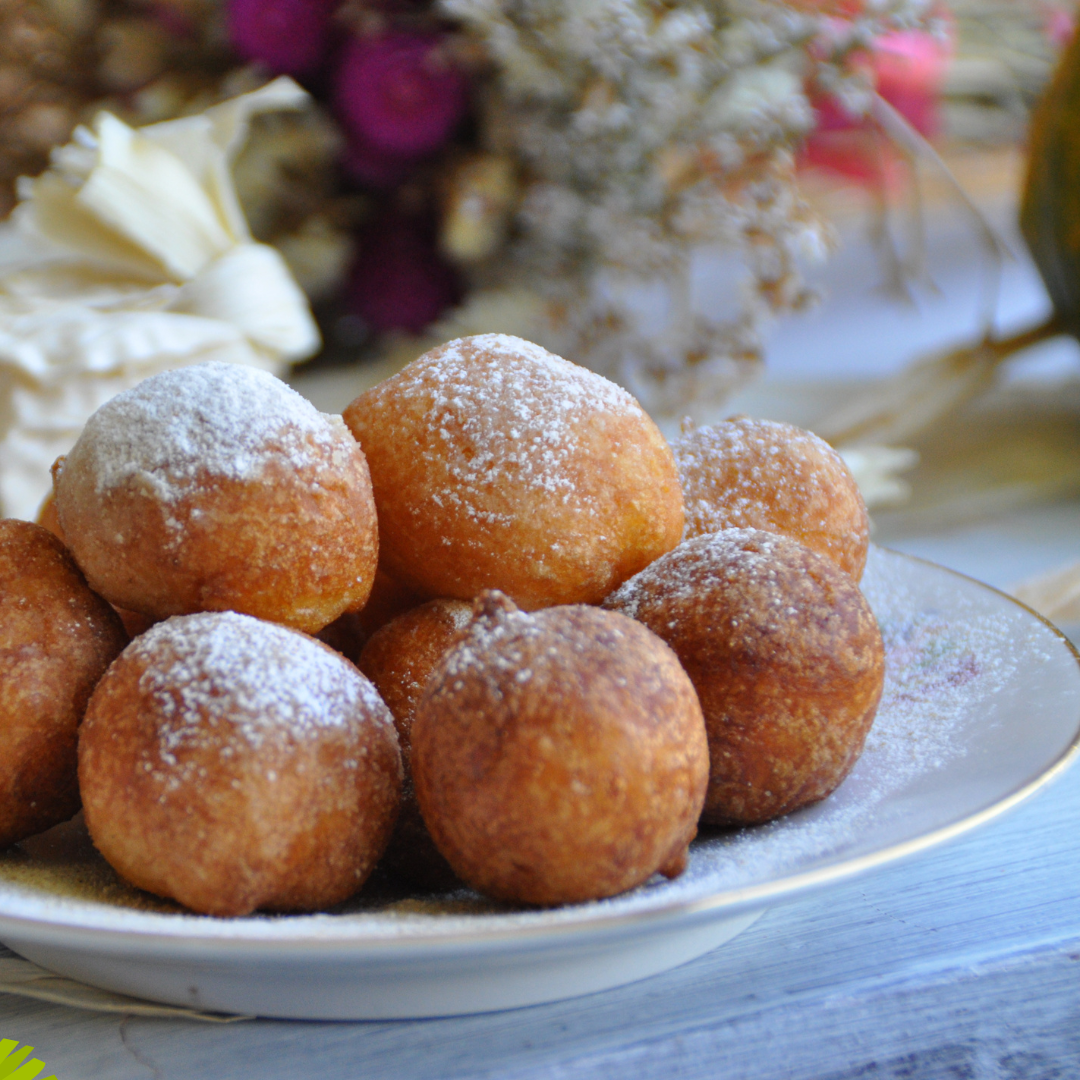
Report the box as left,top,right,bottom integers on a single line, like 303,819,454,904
0,334,884,916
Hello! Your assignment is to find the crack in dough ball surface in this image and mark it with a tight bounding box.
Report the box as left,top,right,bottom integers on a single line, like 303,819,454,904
672,417,869,579
343,334,684,610
54,362,379,633
412,592,708,906
604,528,884,825
0,520,127,848
78,611,402,917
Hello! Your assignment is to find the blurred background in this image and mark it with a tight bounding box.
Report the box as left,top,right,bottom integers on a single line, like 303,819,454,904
1,0,1078,631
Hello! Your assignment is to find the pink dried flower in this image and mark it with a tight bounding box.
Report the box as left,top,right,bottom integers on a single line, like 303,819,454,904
1045,4,1075,48
227,0,337,77
347,211,461,333
873,30,950,138
334,32,468,158
801,25,952,187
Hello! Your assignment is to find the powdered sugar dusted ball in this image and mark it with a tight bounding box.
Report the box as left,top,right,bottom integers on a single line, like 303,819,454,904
343,334,684,610
54,363,379,633
603,528,884,826
36,488,158,639
0,521,127,849
672,417,869,579
412,592,708,905
79,612,402,917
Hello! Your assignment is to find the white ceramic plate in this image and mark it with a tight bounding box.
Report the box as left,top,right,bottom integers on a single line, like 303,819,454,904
1,547,1078,1020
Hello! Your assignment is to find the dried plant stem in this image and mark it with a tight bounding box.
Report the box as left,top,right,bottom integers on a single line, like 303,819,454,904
816,315,1064,448
866,124,934,302
985,316,1066,358
1011,558,1080,624
812,89,1060,450
870,93,1011,334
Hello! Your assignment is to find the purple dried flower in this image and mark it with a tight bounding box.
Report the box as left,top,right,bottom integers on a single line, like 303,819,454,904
347,210,461,334
227,0,336,77
341,134,416,190
152,3,197,39
334,32,468,158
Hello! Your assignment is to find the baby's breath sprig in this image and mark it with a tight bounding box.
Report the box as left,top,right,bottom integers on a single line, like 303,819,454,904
438,0,936,413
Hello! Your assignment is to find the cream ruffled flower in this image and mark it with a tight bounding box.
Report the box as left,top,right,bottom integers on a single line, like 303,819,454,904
0,77,320,520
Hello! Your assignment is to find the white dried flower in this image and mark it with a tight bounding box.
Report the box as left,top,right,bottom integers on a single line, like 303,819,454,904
0,78,320,518
440,0,933,410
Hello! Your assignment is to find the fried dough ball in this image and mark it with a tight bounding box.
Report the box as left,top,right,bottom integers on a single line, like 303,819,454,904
79,612,402,917
343,334,684,610
37,488,157,638
53,362,379,634
0,520,127,848
317,568,424,664
358,598,472,889
672,417,869,579
35,489,62,539
604,528,884,825
412,592,708,905
112,608,158,639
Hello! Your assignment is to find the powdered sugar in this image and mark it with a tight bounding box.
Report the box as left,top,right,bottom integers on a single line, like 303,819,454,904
438,594,546,683
437,592,647,701
672,417,866,570
674,418,849,518
130,612,391,772
68,362,345,504
574,544,1041,904
396,334,641,514
606,528,794,618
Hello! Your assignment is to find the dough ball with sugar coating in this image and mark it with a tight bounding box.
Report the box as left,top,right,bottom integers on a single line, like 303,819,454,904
412,592,708,905
78,612,402,916
343,334,684,610
36,491,158,639
672,417,869,579
604,528,884,825
54,362,378,633
0,520,127,848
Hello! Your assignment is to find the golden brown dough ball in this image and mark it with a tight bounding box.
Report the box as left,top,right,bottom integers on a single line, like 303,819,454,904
317,569,424,665
78,611,402,916
412,592,708,905
38,485,160,639
0,520,127,848
604,528,884,825
112,608,158,639
343,334,684,610
53,362,379,634
35,489,62,540
358,598,473,889
672,417,869,579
